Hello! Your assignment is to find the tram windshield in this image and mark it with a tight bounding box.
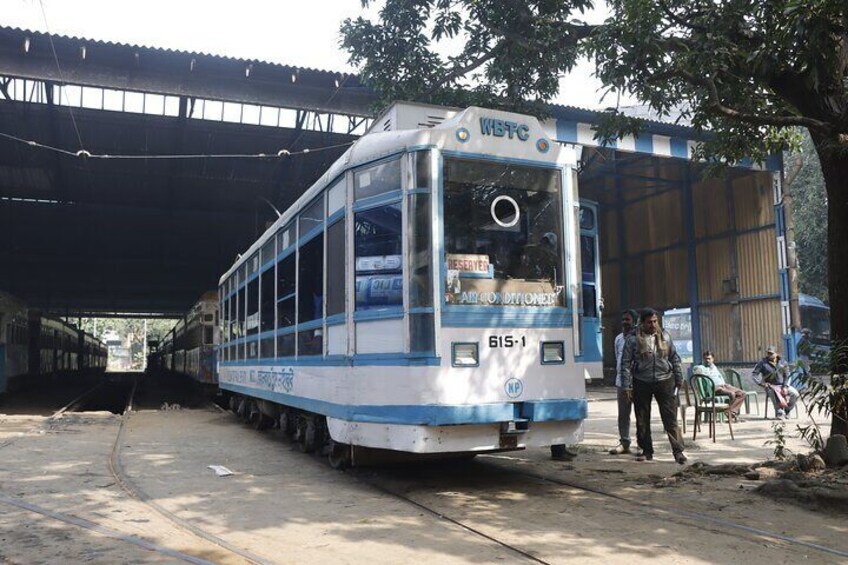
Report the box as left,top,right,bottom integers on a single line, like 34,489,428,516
443,158,564,307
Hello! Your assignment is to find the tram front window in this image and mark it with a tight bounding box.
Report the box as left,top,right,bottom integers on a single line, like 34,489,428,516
443,158,564,307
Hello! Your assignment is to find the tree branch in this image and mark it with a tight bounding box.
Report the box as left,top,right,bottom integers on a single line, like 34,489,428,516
657,0,707,33
418,41,507,100
666,68,832,131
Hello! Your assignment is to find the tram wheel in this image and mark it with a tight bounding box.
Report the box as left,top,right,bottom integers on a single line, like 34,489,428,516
296,417,317,453
328,440,352,470
246,402,261,425
236,398,248,420
253,413,273,431
279,410,294,437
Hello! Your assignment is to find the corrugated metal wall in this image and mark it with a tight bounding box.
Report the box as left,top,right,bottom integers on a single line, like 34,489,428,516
691,170,783,364
580,150,785,371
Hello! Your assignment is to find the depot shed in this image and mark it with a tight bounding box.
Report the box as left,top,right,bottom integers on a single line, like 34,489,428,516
549,106,796,376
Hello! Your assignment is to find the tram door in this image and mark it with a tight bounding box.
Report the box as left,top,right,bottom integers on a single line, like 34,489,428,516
579,200,603,362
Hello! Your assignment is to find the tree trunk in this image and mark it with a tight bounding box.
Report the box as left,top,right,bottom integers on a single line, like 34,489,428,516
812,137,848,438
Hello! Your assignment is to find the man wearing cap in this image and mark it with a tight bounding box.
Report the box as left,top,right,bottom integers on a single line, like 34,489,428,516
752,346,799,419
620,308,687,464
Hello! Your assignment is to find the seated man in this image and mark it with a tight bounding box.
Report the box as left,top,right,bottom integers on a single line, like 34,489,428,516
693,351,746,421
751,345,800,419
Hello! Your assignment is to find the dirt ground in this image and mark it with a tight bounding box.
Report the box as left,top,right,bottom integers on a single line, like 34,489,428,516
0,384,846,565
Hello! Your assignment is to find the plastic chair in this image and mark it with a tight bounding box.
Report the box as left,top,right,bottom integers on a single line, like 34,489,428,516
690,374,735,442
678,379,692,435
725,368,759,415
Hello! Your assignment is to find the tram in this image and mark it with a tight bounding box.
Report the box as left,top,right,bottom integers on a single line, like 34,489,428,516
0,289,107,397
152,292,219,385
0,290,29,395
217,103,601,464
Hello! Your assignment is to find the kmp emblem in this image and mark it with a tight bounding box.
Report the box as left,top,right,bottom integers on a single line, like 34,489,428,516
505,377,524,399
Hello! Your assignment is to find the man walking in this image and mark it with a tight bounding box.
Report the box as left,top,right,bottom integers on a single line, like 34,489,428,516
620,308,687,464
610,309,637,455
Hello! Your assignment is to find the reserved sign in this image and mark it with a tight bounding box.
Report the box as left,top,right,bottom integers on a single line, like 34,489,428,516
446,254,490,274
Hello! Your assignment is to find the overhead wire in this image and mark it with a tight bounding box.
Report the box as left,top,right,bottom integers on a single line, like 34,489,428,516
38,0,86,152
0,131,354,160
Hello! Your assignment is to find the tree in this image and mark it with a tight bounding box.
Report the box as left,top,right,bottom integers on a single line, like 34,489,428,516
340,0,595,114
341,0,848,436
789,135,829,304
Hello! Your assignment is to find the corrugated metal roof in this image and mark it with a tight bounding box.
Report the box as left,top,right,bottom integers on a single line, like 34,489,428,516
0,26,363,83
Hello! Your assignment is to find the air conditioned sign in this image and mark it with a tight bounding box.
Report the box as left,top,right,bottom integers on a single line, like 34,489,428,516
480,117,530,141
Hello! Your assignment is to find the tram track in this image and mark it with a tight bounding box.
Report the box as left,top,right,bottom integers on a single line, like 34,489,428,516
0,378,229,563
0,381,107,450
2,374,275,564
490,459,848,561
356,454,848,563
107,376,277,565
359,473,554,564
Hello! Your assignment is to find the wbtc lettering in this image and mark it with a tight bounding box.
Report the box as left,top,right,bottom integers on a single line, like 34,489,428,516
480,117,530,141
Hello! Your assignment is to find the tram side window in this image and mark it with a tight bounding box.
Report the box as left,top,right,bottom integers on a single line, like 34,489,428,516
300,196,325,237
277,254,296,329
228,291,236,341
355,204,403,310
415,151,430,189
261,237,275,268
354,158,401,201
277,332,295,358
408,193,432,307
276,223,295,256
248,252,260,276
297,234,324,356
409,190,434,353
260,267,275,333
232,287,241,341
246,278,259,336
326,219,346,317
580,235,597,318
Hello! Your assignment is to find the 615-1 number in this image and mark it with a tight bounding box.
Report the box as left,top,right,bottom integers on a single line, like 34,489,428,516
488,335,526,348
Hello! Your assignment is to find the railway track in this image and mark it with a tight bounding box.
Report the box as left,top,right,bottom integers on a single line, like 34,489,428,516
0,381,106,450
107,376,277,565
1,376,275,564
353,453,848,563
7,382,846,563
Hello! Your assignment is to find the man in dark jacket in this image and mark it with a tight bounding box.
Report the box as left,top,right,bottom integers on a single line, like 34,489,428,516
752,345,799,419
620,308,687,464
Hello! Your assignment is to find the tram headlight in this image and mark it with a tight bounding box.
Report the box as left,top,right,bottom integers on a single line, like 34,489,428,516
541,341,565,364
452,342,479,367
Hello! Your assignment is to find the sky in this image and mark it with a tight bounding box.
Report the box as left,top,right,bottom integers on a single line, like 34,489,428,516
4,0,620,110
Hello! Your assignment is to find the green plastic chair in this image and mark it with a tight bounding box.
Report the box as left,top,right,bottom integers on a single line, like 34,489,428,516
690,374,735,442
725,368,760,415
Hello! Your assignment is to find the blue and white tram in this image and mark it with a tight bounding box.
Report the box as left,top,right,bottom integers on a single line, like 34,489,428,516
218,103,600,462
